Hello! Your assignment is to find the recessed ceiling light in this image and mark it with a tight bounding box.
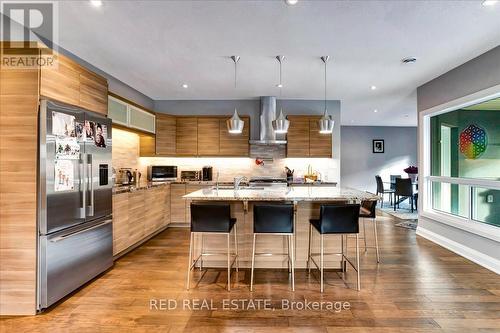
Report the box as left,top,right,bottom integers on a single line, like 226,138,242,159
276,83,283,88
182,84,188,89
370,85,377,90
402,57,417,64
373,109,378,113
482,0,498,6
285,0,298,5
90,0,102,7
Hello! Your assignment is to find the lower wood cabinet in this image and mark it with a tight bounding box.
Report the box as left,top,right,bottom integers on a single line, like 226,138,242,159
170,184,187,223
112,184,170,256
170,183,211,223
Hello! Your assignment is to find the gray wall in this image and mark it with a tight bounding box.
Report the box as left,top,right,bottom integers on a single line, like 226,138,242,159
340,126,417,193
417,45,500,272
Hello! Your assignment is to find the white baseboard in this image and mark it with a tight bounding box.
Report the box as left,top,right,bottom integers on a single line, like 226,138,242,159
416,226,500,275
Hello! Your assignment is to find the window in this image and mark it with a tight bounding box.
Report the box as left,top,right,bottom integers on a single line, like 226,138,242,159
427,97,500,228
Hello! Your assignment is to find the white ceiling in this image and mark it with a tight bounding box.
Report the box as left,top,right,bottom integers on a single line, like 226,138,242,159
54,0,500,126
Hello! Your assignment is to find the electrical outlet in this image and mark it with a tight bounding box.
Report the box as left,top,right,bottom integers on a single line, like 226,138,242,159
487,195,494,203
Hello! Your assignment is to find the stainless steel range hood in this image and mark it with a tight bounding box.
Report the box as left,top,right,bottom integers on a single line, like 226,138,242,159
249,96,287,145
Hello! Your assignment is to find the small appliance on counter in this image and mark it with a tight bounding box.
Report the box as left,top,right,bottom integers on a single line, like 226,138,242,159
181,170,201,181
118,168,133,185
148,165,177,182
202,166,213,181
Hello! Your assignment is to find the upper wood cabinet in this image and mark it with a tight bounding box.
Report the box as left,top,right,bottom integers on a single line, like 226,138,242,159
287,115,332,158
309,118,332,157
156,114,176,156
176,117,198,156
40,53,80,106
40,52,108,115
219,116,250,156
143,115,250,157
287,116,310,157
79,68,108,115
197,117,220,156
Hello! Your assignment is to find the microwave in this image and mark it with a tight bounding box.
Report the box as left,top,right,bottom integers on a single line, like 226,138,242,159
148,166,177,182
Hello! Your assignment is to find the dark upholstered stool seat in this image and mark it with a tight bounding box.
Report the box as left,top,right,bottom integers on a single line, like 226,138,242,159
253,204,294,233
307,204,361,292
187,203,239,291
191,203,236,233
251,203,295,291
309,204,360,234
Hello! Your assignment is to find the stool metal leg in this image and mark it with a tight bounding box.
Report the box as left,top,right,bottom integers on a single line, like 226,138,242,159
362,219,367,252
356,234,360,291
250,234,256,291
341,234,345,276
320,233,324,293
290,234,295,291
186,232,194,290
307,223,312,274
227,233,231,291
200,233,204,271
234,224,239,272
286,236,290,274
373,217,380,263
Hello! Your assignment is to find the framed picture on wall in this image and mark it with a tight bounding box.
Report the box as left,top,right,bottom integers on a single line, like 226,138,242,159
373,139,384,153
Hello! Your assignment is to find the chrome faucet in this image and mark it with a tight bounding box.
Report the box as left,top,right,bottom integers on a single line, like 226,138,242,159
216,171,220,191
234,176,248,190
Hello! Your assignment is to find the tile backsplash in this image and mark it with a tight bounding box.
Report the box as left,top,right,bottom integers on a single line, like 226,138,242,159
113,127,339,183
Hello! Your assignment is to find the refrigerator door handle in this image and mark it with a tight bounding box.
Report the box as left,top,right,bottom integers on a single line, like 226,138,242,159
80,154,87,219
88,154,95,216
49,219,112,243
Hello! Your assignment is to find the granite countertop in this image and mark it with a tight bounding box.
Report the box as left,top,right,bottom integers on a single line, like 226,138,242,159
183,186,379,202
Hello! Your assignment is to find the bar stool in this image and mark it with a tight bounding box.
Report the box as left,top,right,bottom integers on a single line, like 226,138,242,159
251,203,295,291
359,200,380,263
307,204,361,292
186,203,238,291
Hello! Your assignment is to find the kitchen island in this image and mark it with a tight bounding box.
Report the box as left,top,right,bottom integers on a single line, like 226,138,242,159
183,186,379,269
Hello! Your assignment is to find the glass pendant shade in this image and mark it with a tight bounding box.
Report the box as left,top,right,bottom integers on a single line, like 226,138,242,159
318,109,334,134
272,108,289,134
226,108,244,134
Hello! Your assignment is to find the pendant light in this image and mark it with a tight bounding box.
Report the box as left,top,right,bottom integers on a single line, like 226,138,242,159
226,55,244,134
318,56,334,134
272,55,290,134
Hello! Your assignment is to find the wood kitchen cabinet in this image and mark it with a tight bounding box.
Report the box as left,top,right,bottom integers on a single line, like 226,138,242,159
197,117,220,156
40,53,81,106
41,52,108,115
112,185,171,256
287,116,310,157
219,116,250,156
286,115,332,158
170,183,187,223
176,117,198,156
185,184,210,222
156,114,176,155
309,118,332,157
79,67,108,115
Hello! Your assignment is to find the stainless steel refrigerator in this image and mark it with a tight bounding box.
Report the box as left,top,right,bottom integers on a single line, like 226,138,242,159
38,100,113,310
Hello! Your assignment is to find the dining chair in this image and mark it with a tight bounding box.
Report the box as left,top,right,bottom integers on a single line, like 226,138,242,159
375,175,394,207
394,178,417,213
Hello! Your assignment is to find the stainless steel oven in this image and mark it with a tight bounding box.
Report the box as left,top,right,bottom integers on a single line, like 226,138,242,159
148,165,177,182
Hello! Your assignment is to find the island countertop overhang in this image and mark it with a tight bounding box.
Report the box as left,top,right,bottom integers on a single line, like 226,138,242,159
183,186,379,203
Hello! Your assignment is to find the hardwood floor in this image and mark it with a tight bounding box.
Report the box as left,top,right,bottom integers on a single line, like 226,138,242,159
1,212,500,332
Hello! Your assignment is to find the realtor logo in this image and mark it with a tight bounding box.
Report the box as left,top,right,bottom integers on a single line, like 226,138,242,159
1,0,58,68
